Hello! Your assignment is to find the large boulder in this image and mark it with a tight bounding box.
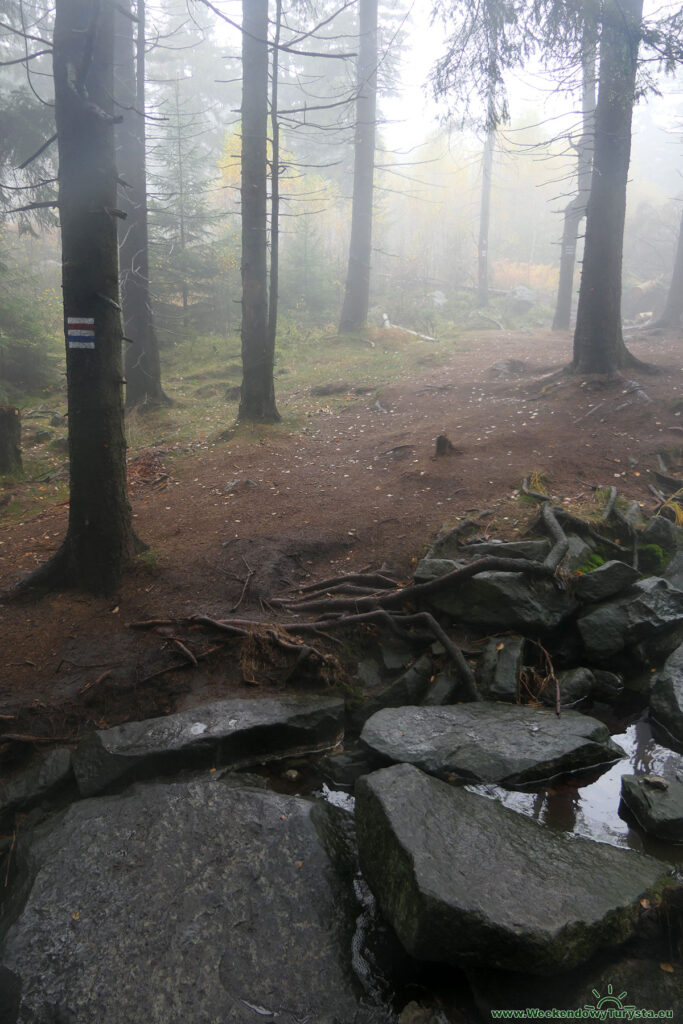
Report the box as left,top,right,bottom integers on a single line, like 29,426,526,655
355,763,671,975
72,695,345,796
650,643,683,749
573,559,640,604
0,775,389,1023
577,578,683,661
416,569,577,632
360,703,625,787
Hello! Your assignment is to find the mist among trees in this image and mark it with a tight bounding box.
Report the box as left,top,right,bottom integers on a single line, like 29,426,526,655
0,0,682,592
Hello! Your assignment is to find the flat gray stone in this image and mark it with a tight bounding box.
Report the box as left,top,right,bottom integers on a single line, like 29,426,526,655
72,695,345,797
0,776,387,1023
578,577,683,661
0,748,73,819
421,570,577,632
621,773,683,842
360,703,625,787
476,636,525,702
573,559,640,603
355,764,670,974
650,643,683,747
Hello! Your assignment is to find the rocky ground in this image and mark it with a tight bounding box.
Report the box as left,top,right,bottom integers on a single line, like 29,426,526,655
3,323,683,1020
1,325,683,744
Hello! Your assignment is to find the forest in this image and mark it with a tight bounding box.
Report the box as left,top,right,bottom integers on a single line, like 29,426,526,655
1,0,683,1021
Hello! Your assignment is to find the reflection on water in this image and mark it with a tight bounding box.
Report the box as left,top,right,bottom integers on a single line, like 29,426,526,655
466,716,683,864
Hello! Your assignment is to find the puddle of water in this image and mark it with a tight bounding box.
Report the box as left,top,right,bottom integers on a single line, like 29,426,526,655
466,716,683,864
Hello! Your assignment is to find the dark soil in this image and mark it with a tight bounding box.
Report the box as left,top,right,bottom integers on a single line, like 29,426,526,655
1,327,682,763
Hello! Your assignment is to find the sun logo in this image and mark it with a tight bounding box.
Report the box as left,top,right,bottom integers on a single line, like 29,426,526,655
584,983,636,1013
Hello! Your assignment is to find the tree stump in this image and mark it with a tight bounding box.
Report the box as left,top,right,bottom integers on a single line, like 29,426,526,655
0,406,22,475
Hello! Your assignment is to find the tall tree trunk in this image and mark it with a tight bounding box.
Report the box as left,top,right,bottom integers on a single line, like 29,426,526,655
268,0,282,351
339,0,378,334
477,124,495,308
572,0,644,375
24,0,139,595
239,0,280,423
115,0,167,409
652,209,683,328
552,13,597,331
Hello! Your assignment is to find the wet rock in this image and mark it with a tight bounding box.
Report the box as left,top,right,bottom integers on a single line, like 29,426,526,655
663,550,683,591
641,516,683,553
318,748,382,790
72,695,345,797
542,667,595,708
476,636,525,702
398,1003,447,1024
355,763,669,975
578,577,683,661
573,559,640,603
591,669,624,701
0,748,73,821
421,671,461,706
349,655,433,731
420,570,577,632
0,775,388,1023
0,966,21,1024
452,538,550,562
468,957,681,1015
563,534,598,572
650,643,683,747
620,773,683,842
413,557,462,582
360,703,624,787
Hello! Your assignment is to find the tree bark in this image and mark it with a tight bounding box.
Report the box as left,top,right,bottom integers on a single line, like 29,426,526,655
0,406,22,475
268,0,282,352
23,0,140,596
552,13,596,331
115,0,167,409
339,0,378,334
572,0,644,375
239,0,280,423
652,209,683,328
477,124,495,308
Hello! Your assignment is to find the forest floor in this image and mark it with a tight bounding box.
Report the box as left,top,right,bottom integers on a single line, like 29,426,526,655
1,324,683,758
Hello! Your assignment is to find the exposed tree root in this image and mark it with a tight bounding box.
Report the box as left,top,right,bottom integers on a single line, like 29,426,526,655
130,506,573,707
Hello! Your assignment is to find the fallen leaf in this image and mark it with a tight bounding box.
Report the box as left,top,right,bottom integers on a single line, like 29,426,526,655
660,963,675,973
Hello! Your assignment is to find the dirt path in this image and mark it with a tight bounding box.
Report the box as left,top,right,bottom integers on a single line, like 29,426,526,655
1,327,681,746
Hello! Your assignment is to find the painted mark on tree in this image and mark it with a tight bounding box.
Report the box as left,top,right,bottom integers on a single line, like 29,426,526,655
67,317,95,349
